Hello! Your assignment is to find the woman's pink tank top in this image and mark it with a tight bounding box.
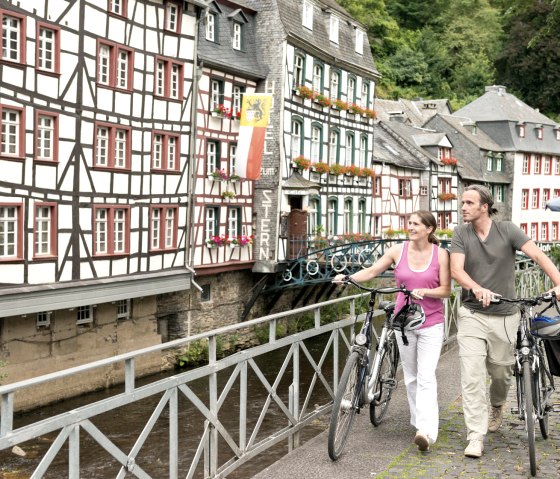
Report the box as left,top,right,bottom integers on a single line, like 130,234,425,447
393,241,444,328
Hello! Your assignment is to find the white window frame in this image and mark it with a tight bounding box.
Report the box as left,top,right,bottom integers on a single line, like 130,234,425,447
311,126,321,162
344,198,353,233
229,143,237,175
36,311,51,328
291,120,302,159
165,2,180,32
0,205,20,259
207,140,219,172
2,13,23,63
330,70,339,100
294,54,304,86
355,29,364,54
35,205,53,256
76,305,93,325
205,207,219,240
359,136,367,168
37,114,55,161
345,133,353,167
1,107,22,157
116,299,130,320
38,26,57,72
312,64,322,93
329,14,339,44
232,22,242,50
302,1,313,30
206,13,215,41
228,208,240,238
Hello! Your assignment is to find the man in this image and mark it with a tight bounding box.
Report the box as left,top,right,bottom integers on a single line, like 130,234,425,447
450,185,560,458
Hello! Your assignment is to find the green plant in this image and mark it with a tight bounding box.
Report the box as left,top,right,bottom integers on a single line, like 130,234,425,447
333,98,348,110
349,103,364,115
176,340,209,367
346,165,361,176
221,190,236,199
315,93,332,107
296,85,314,100
293,155,311,170
313,224,325,236
551,245,560,267
329,163,346,176
359,167,374,178
364,108,376,119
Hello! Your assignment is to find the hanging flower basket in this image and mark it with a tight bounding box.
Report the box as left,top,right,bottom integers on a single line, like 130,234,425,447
212,104,231,118
209,169,229,181
329,163,347,176
295,85,315,100
312,162,331,175
315,94,332,108
229,234,254,247
206,235,229,248
292,155,311,171
221,190,236,200
441,157,458,166
346,165,361,177
348,103,365,115
333,99,348,110
438,192,457,201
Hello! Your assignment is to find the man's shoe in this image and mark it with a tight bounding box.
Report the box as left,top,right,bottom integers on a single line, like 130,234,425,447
488,405,504,432
414,431,430,452
464,439,484,458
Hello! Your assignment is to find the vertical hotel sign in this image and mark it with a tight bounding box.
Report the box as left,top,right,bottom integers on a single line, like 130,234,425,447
236,93,273,180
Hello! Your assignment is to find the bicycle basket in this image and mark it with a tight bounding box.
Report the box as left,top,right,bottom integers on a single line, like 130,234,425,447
531,315,560,340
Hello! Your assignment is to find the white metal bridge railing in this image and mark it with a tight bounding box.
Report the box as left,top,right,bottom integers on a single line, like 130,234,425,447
0,266,551,478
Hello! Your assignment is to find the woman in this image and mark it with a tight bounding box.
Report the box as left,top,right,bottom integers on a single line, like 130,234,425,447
334,210,451,451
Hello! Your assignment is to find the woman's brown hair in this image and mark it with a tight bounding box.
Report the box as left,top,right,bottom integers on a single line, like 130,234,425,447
412,210,439,245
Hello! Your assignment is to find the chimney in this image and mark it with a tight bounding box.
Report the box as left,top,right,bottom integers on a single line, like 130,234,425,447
485,85,507,96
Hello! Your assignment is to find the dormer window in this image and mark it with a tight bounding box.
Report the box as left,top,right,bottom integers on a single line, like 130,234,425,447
329,14,339,44
556,128,560,141
232,22,243,50
518,123,525,138
302,0,313,30
206,12,216,42
355,29,364,54
536,125,543,140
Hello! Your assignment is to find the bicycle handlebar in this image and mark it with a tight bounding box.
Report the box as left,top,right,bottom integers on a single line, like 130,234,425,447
337,275,417,297
490,292,556,307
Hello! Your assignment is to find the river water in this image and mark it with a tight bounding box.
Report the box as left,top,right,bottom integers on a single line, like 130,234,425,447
0,333,340,478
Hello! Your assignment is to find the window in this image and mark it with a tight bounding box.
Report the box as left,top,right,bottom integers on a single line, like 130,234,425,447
93,206,130,256
521,189,529,209
552,222,559,241
312,63,323,93
543,189,550,209
232,85,245,117
344,198,353,233
205,12,216,41
1,10,25,64
308,197,320,236
522,154,530,174
116,299,130,320
519,124,525,138
228,207,241,238
329,14,339,43
399,179,412,197
520,223,528,235
302,0,313,30
534,155,542,174
486,155,493,172
164,2,181,33
398,216,407,231
531,189,540,209
420,185,428,196
373,215,381,237
438,212,452,230
291,119,303,159
491,184,504,203
77,305,93,325
232,22,244,50
344,133,354,167
152,131,180,172
541,223,548,241
555,189,560,198
35,111,58,162
150,205,177,250
154,57,183,100
36,24,60,73
206,140,220,173
359,135,367,168
328,129,339,164
495,154,503,172
544,156,552,175
34,203,57,257
537,126,543,140
373,176,381,197
108,0,127,16
36,311,51,328
95,122,131,170
330,70,340,100
1,104,24,158
347,77,356,105
557,129,560,141
438,147,451,160
294,54,305,87
327,198,337,235
229,143,237,175
360,81,369,109
205,207,220,240
311,125,322,163
0,204,22,260
355,29,364,55
97,40,133,91
210,79,224,111
438,177,451,194
556,158,560,175
358,199,366,233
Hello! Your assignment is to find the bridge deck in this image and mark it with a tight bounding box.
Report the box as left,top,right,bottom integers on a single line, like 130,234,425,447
251,342,560,479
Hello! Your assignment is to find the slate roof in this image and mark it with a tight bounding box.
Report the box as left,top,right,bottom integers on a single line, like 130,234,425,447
374,98,452,126
454,85,555,125
198,1,267,80
271,0,380,79
373,122,429,170
433,114,503,152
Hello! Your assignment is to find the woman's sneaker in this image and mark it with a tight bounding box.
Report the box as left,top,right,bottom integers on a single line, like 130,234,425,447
464,439,484,458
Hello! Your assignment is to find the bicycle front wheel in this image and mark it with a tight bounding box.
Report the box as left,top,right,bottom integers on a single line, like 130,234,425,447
328,351,364,461
522,360,537,476
370,336,398,426
537,343,552,439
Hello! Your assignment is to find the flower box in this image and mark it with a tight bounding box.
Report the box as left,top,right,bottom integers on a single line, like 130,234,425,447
292,155,311,171
209,169,229,181
441,157,458,166
311,162,331,175
438,192,457,201
295,85,315,100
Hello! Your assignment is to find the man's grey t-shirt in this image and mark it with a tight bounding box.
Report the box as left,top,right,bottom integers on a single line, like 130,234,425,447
450,221,530,314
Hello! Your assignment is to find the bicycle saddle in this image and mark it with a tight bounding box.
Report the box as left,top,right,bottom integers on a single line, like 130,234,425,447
379,301,395,313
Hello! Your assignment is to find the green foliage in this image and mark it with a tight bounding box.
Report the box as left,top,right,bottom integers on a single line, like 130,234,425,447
550,245,560,267
0,360,6,384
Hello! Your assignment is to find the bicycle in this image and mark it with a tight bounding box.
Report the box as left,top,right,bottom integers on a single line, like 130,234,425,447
327,277,422,461
491,292,557,476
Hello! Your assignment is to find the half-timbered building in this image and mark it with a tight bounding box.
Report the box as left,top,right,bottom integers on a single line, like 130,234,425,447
0,0,205,391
